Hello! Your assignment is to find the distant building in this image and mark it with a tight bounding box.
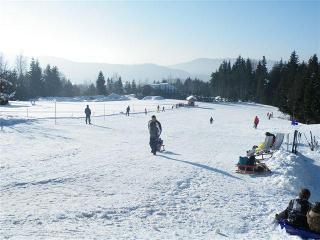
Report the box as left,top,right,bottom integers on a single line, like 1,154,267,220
186,95,197,106
148,83,176,93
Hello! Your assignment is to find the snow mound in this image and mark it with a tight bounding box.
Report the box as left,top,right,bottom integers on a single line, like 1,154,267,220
263,150,320,200
142,96,165,100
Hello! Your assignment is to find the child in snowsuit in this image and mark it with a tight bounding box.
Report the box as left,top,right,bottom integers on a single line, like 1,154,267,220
275,188,312,229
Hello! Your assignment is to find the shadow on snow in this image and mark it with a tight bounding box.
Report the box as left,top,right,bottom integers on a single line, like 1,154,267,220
158,154,242,180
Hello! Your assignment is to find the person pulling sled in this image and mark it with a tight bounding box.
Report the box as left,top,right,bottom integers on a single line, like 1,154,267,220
148,115,163,155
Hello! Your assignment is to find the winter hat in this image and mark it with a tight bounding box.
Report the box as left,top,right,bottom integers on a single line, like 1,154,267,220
299,188,311,200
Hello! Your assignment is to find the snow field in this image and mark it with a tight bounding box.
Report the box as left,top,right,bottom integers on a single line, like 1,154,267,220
0,100,319,239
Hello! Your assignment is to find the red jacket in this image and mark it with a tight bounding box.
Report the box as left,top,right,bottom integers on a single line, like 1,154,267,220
254,116,259,124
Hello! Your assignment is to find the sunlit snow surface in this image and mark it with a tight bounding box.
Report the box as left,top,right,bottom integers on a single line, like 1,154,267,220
1,99,319,239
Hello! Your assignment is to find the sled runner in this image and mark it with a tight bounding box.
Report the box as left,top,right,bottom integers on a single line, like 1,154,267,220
278,219,320,239
236,163,271,174
236,157,270,174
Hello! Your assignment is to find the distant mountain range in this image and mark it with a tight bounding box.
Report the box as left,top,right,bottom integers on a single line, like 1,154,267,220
3,54,276,84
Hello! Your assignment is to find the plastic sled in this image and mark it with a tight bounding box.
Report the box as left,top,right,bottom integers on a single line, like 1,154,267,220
278,219,320,239
156,138,165,152
236,164,271,174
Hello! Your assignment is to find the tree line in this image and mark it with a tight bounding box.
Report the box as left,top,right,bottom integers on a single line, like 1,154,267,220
210,52,320,124
0,55,142,100
1,51,319,123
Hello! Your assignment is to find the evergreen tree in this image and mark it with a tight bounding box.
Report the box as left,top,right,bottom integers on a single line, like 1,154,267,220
27,58,43,98
43,65,62,97
124,81,132,94
86,83,97,96
131,79,137,94
96,71,106,95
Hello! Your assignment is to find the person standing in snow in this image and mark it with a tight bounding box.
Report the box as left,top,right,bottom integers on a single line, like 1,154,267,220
148,115,162,155
275,188,312,228
253,116,259,129
126,106,130,116
210,117,213,124
162,106,165,112
157,105,160,113
145,108,147,115
85,105,91,124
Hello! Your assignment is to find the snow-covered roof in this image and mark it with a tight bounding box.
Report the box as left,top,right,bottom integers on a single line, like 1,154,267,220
186,95,197,101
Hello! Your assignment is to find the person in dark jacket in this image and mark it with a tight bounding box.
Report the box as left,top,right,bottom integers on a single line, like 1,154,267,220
265,132,276,147
126,106,130,116
148,115,162,155
275,188,312,228
210,117,213,124
85,105,91,124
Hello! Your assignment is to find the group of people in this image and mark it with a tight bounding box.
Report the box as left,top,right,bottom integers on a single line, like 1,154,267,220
276,188,320,233
84,105,163,155
267,112,273,120
85,104,320,235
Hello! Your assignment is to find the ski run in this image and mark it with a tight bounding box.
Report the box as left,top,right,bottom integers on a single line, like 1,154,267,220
1,99,320,239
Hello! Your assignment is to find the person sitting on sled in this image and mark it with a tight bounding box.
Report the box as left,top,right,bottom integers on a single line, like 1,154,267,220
245,150,268,172
275,188,312,229
307,202,320,233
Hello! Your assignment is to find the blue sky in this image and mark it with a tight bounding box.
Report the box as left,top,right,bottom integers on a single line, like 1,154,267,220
0,1,319,64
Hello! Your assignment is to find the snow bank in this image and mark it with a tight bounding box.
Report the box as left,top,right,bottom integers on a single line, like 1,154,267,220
142,96,165,100
263,150,320,199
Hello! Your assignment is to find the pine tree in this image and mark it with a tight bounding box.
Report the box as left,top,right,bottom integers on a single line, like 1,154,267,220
27,58,44,98
43,65,62,97
96,71,106,95
131,79,137,94
255,56,268,103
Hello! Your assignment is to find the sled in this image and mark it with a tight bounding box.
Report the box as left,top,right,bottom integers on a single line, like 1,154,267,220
156,138,165,152
236,163,271,174
278,219,320,239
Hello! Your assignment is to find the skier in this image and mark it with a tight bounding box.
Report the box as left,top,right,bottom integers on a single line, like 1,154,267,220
148,115,162,155
145,108,147,115
157,105,160,113
253,116,259,129
275,188,312,229
85,105,91,124
126,106,130,116
210,117,213,124
162,106,165,112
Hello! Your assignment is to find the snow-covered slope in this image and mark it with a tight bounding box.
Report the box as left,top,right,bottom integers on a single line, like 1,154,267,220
1,100,319,239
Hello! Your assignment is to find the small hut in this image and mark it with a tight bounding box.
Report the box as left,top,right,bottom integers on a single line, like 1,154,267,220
186,95,197,106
